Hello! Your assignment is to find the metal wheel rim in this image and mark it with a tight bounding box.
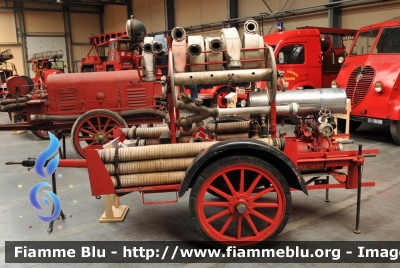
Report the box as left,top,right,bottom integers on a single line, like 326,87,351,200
196,164,286,246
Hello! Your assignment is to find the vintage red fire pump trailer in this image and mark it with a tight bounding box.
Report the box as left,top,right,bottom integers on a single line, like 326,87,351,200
333,18,400,144
7,20,379,248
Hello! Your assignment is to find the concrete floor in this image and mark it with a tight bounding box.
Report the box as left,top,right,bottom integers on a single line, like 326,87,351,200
0,111,399,267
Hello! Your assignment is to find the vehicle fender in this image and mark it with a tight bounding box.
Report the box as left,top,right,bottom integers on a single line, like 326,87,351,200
388,94,400,120
178,138,307,197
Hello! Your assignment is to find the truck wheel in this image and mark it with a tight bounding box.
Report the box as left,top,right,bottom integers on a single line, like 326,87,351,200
390,120,400,145
71,109,127,158
31,130,50,140
189,155,291,247
337,119,362,133
210,88,234,108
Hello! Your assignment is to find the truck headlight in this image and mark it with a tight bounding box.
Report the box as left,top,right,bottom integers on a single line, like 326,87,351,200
375,81,383,93
331,79,337,88
338,56,344,64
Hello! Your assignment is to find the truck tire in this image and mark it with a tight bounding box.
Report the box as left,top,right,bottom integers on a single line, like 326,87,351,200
390,120,400,145
189,155,291,247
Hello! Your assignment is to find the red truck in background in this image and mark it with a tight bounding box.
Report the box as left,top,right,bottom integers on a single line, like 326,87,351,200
263,26,357,90
334,18,400,144
80,30,140,72
0,49,17,95
29,50,65,89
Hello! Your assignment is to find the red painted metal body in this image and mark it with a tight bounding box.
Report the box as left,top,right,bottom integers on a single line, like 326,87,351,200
335,19,400,123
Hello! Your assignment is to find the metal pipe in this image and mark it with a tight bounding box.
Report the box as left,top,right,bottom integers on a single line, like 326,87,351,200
1,102,27,111
354,144,363,234
173,69,272,86
217,104,299,116
248,88,347,114
120,109,170,125
209,38,224,53
30,114,79,122
1,97,29,105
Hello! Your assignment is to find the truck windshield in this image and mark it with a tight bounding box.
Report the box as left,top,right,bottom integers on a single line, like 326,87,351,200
350,29,379,56
373,27,400,53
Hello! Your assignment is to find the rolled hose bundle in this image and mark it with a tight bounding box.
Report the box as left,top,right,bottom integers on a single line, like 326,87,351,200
153,34,168,75
220,27,242,69
171,27,188,72
101,137,285,188
205,37,223,71
119,121,249,139
188,35,205,72
142,36,155,81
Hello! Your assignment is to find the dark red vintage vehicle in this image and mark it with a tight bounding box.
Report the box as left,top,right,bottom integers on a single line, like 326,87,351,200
334,18,400,144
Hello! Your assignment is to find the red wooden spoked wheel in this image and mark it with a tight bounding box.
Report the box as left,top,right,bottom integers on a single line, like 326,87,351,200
190,155,291,247
71,109,127,158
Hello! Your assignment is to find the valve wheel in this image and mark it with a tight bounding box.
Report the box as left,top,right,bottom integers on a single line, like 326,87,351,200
190,155,291,247
71,109,127,158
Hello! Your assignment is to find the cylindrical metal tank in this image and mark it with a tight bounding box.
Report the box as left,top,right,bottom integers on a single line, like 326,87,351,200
247,88,347,114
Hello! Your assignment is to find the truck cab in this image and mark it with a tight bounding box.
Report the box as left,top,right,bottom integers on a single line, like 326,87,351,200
80,30,139,73
334,18,400,144
263,26,357,90
106,39,138,71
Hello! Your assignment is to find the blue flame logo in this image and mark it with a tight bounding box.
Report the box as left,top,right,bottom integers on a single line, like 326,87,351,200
34,133,60,179
29,133,62,223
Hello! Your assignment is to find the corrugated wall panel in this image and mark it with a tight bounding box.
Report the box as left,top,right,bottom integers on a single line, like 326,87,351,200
133,0,165,33
24,11,64,34
0,45,23,76
0,10,17,43
70,13,100,43
342,2,400,29
103,5,127,33
72,45,92,62
175,0,226,28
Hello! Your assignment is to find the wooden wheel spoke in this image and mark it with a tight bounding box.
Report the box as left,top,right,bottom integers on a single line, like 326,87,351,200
222,174,236,195
251,186,274,201
239,169,244,194
206,208,230,223
250,209,274,224
246,174,263,195
105,128,114,135
237,216,242,239
208,185,232,200
244,214,259,236
80,128,94,136
78,137,94,141
86,120,98,132
97,117,101,130
253,202,279,208
103,118,111,132
219,215,234,235
203,201,229,207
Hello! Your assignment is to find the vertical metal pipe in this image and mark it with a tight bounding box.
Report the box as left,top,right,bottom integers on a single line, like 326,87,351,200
325,176,330,202
354,144,363,234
